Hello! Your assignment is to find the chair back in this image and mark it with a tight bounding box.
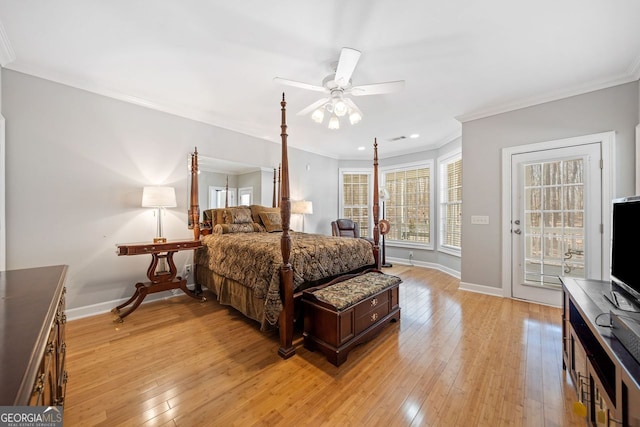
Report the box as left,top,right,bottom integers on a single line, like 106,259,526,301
331,219,360,238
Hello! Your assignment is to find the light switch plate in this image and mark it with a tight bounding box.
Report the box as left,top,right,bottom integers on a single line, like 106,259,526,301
471,215,489,225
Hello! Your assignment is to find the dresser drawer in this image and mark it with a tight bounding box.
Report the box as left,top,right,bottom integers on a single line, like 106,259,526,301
28,326,57,406
353,289,389,319
354,293,391,335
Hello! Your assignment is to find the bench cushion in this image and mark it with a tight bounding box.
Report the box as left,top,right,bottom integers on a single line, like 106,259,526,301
310,272,401,311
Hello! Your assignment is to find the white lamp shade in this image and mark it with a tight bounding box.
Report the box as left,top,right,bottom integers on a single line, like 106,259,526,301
349,110,362,125
311,108,325,123
142,186,177,208
328,115,340,130
291,200,313,215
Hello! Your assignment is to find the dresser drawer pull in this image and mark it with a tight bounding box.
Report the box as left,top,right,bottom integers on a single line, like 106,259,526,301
33,373,45,393
371,312,379,322
370,298,378,307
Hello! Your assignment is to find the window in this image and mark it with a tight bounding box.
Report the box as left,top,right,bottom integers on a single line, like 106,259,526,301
382,161,433,247
238,187,253,205
438,151,462,255
339,170,372,238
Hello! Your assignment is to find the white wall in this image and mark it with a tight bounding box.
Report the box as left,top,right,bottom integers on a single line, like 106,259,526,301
0,67,4,271
2,69,338,312
461,81,639,291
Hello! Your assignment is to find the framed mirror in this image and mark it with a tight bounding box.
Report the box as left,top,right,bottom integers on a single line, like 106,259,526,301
187,154,278,228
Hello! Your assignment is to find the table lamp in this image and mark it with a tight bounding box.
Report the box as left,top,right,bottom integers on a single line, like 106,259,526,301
142,186,177,243
291,200,313,232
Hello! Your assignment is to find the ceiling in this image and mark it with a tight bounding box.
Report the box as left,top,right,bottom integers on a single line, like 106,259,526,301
0,1,639,160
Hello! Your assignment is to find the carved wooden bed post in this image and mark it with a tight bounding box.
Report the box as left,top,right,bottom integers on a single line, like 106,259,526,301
372,139,381,269
190,147,200,240
277,164,282,207
278,93,295,359
225,176,229,208
272,168,277,208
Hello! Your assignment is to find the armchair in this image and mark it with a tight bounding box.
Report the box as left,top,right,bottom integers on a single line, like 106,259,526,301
331,219,361,238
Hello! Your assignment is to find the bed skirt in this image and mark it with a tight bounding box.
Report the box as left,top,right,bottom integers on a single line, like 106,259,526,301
196,265,270,329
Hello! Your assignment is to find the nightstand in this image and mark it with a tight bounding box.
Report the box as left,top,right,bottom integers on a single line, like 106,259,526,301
113,239,205,321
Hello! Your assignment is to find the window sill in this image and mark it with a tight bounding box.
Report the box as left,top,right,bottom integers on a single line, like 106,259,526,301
438,246,461,258
386,240,433,251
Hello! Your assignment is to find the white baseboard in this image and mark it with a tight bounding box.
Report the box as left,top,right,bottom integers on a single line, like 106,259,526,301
67,289,185,321
386,257,460,280
68,258,462,321
459,281,504,298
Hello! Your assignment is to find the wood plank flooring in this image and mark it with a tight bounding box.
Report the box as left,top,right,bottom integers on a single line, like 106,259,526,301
63,266,585,426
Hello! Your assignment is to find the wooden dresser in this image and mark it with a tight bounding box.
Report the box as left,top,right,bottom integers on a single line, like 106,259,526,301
0,265,68,406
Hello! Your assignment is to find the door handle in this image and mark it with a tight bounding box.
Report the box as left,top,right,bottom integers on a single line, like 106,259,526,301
513,229,522,234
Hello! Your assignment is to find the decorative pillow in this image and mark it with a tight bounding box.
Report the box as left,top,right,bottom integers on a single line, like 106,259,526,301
213,223,260,234
203,208,227,226
224,207,253,224
259,211,283,232
250,205,280,227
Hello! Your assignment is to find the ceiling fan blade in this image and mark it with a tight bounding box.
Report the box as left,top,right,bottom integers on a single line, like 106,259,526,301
351,80,405,96
296,98,330,116
334,47,361,87
273,77,326,92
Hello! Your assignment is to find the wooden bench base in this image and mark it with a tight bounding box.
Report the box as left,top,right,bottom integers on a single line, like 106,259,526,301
302,270,401,366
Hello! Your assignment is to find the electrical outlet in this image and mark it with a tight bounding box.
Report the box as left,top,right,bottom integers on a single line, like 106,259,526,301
185,264,192,274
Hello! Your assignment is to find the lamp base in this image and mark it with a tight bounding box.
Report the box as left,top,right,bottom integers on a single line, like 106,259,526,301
382,263,393,268
153,237,167,243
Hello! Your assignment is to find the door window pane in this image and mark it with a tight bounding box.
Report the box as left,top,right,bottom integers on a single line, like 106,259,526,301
523,158,585,287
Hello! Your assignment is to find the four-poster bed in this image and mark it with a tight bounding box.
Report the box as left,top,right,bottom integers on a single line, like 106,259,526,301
188,94,382,358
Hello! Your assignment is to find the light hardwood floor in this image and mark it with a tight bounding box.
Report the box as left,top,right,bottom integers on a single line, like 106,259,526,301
63,265,585,426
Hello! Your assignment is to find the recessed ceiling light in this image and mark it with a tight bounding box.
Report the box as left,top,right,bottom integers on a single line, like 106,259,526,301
357,146,365,151
409,133,420,139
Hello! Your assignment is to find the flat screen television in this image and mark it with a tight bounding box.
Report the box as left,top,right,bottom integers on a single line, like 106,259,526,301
610,196,640,306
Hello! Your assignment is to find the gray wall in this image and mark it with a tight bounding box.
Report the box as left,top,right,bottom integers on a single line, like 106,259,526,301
2,69,338,311
461,81,639,290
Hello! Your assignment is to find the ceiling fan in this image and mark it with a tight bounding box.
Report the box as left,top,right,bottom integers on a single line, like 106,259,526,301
274,47,405,129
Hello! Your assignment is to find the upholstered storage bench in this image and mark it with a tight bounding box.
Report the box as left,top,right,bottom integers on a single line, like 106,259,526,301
302,270,401,366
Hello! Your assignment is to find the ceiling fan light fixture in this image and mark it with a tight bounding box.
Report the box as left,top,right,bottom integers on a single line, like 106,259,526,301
333,99,348,117
311,108,325,123
328,114,340,130
349,110,362,125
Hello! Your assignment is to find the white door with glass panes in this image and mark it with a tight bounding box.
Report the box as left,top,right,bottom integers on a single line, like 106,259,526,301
511,143,602,305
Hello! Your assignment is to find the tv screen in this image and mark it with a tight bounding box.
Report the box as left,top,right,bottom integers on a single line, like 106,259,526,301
611,196,640,302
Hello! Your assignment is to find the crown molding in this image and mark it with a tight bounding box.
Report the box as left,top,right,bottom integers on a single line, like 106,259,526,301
628,54,640,80
0,19,15,66
456,69,640,123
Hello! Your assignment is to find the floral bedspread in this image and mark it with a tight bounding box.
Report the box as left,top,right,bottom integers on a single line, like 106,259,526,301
195,231,376,326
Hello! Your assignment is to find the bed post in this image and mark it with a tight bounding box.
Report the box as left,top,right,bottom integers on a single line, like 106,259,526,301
372,139,381,269
190,147,200,241
277,164,281,207
190,148,202,295
278,93,295,359
225,176,229,208
272,168,277,208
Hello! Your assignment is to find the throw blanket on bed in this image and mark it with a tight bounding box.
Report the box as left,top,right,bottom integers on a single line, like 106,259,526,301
195,232,375,326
